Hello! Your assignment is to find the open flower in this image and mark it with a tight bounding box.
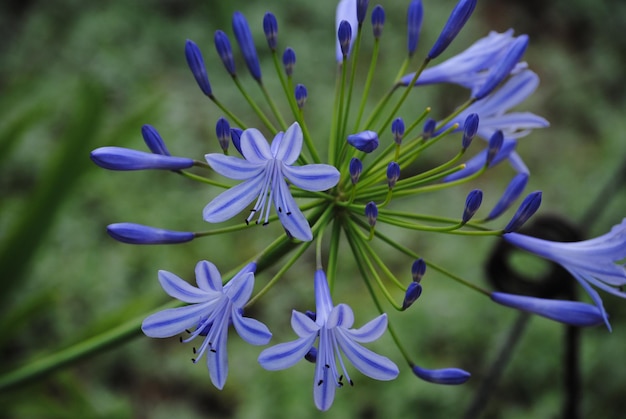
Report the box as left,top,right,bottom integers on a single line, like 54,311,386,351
504,218,626,330
142,260,272,389
258,270,399,411
203,122,340,241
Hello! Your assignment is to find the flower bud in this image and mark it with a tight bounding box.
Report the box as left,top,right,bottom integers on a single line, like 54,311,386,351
490,292,605,327
107,223,195,244
486,130,504,166
357,0,370,25
422,117,436,140
371,5,385,39
184,39,212,97
412,365,471,385
232,11,262,81
411,258,426,283
402,281,423,310
263,12,278,51
407,0,423,57
295,83,308,109
338,20,352,58
386,161,400,189
282,47,296,76
304,347,317,363
214,30,236,76
462,189,483,223
487,173,529,220
347,130,379,153
461,113,479,149
230,128,243,155
215,117,231,152
349,157,363,185
391,117,405,145
428,0,477,59
503,191,542,233
141,124,171,156
90,147,194,171
365,201,378,227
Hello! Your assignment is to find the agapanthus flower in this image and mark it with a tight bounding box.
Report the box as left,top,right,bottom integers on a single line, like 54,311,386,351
142,260,272,389
203,122,340,242
504,218,626,330
258,270,399,411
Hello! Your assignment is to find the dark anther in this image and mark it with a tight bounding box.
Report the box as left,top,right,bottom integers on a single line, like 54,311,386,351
250,209,257,213
338,382,344,387
245,219,250,225
192,347,197,354
263,222,269,226
179,336,183,343
185,329,191,334
210,349,217,353
486,215,583,299
191,358,196,363
339,375,343,382
317,380,324,386
278,207,282,213
349,379,354,386
325,364,330,368
287,212,292,216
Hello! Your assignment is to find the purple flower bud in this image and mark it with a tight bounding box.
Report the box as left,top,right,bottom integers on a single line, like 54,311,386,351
491,292,605,327
365,201,378,227
422,117,436,140
407,0,423,56
304,347,317,363
230,128,243,155
461,113,479,149
90,147,194,171
282,47,296,76
338,20,352,58
349,157,363,185
305,310,317,322
347,130,379,153
387,161,400,189
412,365,471,385
184,39,212,97
462,189,483,223
487,173,529,220
215,117,231,152
141,124,171,156
107,223,195,244
504,191,542,233
357,0,370,25
391,117,405,145
295,83,308,109
428,0,477,59
371,5,385,39
411,258,426,283
232,11,262,81
214,30,236,76
263,12,278,51
473,35,529,100
486,130,504,166
402,281,423,310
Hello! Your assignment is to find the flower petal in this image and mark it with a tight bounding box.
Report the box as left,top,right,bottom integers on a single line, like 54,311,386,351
232,309,272,345
335,329,399,381
205,153,265,180
258,334,317,370
157,270,213,303
314,329,336,411
203,175,264,223
314,270,334,323
344,314,388,343
273,177,313,241
240,128,272,163
291,310,321,337
326,304,355,329
225,272,254,308
207,317,230,390
194,260,223,292
273,122,303,165
282,164,341,192
141,301,217,338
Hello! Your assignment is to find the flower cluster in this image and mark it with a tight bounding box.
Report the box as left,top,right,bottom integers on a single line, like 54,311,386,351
91,0,625,411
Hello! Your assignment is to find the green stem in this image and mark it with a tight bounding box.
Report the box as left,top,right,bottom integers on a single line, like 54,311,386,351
210,96,247,129
259,82,287,131
353,38,380,131
233,77,277,134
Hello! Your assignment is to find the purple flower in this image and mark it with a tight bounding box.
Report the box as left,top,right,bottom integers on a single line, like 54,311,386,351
142,261,272,389
504,218,626,330
258,270,399,411
347,130,379,153
203,122,340,241
107,223,194,245
90,147,193,171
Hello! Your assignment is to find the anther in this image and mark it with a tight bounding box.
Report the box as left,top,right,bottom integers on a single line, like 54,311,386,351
349,379,354,386
192,347,197,354
318,380,324,386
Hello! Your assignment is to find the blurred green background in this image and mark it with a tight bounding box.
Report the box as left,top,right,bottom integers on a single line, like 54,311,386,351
1,0,626,417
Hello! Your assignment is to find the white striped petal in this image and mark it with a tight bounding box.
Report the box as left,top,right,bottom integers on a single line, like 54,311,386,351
326,304,354,329
282,164,340,192
158,270,212,303
203,175,264,222
258,334,317,370
291,310,320,337
240,128,272,163
141,301,216,338
205,153,265,180
335,329,399,381
273,122,302,165
344,314,388,343
225,272,254,308
314,329,336,411
194,260,223,293
231,309,272,345
273,177,313,241
207,316,230,390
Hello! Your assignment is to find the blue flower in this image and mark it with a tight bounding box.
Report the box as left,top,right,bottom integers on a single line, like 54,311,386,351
203,122,340,242
107,222,195,245
258,270,399,411
141,260,272,389
90,146,194,171
335,0,359,61
504,218,626,330
403,30,527,95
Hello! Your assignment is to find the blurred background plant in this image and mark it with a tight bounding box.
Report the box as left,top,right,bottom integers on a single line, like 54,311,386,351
1,0,625,418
